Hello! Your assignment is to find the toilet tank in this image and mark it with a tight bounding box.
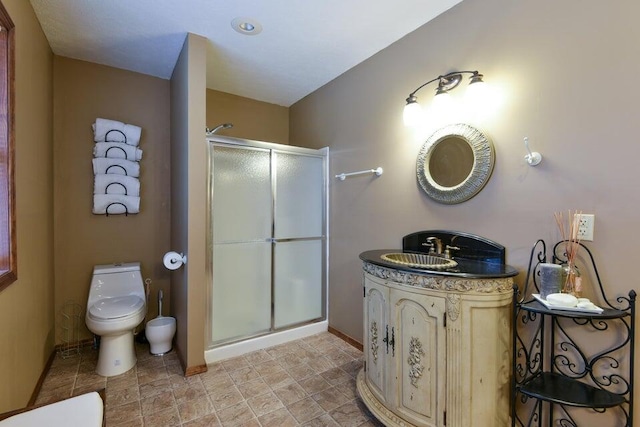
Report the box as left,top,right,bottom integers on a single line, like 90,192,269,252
88,262,144,305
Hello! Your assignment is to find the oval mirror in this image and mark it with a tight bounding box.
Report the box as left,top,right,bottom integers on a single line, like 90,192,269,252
416,123,494,204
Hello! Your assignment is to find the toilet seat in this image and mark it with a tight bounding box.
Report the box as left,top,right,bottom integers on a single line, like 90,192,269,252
88,295,144,320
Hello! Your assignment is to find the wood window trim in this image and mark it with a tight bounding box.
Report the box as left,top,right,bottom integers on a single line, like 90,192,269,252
0,0,16,292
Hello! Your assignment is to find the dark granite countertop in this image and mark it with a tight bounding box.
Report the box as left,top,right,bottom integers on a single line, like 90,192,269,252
360,249,519,279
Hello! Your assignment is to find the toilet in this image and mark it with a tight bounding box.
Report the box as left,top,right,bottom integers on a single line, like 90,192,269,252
145,289,176,355
85,262,146,377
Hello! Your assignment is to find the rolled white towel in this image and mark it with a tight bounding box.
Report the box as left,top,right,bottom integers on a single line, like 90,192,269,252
94,142,143,161
92,158,140,177
92,118,142,146
94,174,140,196
93,194,140,215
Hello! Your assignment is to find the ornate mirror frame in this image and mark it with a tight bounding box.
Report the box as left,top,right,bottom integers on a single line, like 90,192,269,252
416,123,495,204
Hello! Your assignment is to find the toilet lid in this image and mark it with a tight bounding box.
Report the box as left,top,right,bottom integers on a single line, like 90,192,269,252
89,295,144,320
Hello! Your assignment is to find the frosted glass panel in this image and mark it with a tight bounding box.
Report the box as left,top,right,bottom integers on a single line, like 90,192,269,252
213,146,272,242
274,240,323,328
274,153,323,238
212,242,272,343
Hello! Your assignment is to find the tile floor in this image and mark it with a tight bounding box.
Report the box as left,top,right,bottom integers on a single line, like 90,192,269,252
36,332,382,426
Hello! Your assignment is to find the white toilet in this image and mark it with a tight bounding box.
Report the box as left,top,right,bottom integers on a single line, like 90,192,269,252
145,289,176,355
85,262,146,377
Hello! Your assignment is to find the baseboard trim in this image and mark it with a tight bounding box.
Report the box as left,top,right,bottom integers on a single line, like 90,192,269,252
328,326,363,351
185,364,208,377
27,349,56,406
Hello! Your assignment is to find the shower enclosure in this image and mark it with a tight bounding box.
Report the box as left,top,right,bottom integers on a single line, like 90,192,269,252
206,136,328,350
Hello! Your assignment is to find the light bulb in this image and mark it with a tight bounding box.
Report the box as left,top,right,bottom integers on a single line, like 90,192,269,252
403,101,423,127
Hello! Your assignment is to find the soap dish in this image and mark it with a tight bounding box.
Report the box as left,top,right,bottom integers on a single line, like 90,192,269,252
533,294,603,314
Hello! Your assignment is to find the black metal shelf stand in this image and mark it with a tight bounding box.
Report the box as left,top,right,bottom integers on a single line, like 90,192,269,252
511,239,636,426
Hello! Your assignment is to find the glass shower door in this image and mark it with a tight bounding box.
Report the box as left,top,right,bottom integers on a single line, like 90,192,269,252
273,151,325,328
211,145,272,344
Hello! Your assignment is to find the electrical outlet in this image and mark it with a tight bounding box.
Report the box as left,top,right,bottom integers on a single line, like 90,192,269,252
574,214,595,241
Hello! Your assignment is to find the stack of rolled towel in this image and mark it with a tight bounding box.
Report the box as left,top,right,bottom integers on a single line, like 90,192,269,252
91,118,142,215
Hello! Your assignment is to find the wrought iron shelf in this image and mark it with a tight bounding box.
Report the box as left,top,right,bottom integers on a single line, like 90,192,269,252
519,371,626,409
511,239,636,427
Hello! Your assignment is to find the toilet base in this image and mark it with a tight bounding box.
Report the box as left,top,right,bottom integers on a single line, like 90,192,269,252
95,331,136,377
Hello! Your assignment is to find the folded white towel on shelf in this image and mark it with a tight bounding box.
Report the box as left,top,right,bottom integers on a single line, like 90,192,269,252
92,158,140,177
93,194,140,215
93,142,143,161
94,174,140,196
92,118,142,146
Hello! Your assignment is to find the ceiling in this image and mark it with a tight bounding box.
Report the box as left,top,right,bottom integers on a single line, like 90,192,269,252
30,0,462,107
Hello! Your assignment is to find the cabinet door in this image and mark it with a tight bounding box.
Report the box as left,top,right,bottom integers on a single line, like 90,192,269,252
363,277,389,405
391,290,446,427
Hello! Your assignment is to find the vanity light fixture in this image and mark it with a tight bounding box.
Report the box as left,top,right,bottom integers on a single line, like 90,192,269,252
523,137,542,166
403,70,485,127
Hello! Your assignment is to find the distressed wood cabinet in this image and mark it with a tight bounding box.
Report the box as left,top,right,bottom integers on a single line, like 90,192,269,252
357,263,514,427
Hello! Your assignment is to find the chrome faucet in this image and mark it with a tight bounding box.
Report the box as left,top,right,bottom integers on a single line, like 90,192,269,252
425,237,443,255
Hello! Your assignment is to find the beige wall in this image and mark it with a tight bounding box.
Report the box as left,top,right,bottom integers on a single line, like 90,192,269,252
0,0,54,412
206,89,289,145
53,57,171,341
170,33,207,371
291,0,640,350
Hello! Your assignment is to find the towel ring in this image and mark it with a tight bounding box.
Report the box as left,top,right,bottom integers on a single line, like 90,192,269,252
105,164,128,175
105,202,128,217
104,129,127,144
105,146,128,160
105,182,128,195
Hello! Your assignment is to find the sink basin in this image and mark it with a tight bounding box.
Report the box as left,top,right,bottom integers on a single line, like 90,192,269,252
380,253,458,270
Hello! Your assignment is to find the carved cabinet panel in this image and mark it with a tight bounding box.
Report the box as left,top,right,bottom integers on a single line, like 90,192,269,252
363,279,389,406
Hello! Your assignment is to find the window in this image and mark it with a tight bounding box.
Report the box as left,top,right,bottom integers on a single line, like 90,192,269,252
0,1,15,292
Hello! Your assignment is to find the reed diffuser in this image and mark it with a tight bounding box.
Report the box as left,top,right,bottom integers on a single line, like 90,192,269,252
554,210,583,296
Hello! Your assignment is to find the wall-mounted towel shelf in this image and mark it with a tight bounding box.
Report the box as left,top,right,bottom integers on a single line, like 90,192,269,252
335,167,383,181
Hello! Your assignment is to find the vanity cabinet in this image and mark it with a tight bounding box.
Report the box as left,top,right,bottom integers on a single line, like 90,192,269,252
357,264,514,427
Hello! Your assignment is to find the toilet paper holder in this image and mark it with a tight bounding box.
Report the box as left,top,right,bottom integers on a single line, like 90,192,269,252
163,251,187,270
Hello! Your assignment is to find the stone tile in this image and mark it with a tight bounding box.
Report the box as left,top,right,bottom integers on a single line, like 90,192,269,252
34,393,70,405
216,401,255,426
202,372,235,391
244,349,273,365
246,391,284,417
265,343,293,359
142,406,181,427
106,400,142,425
262,370,295,390
321,367,353,386
107,369,139,392
75,371,106,388
137,365,168,385
73,383,106,396
229,366,261,385
173,380,208,404
138,377,171,400
169,372,203,389
339,360,363,378
106,383,140,407
259,407,298,427
287,397,326,423
277,352,305,370
298,375,333,395
166,363,185,377
39,378,75,398
210,384,244,411
182,413,222,427
110,416,143,427
306,355,336,374
302,413,340,427
222,356,249,372
177,395,215,423
287,363,316,382
311,387,350,412
273,382,307,406
140,389,176,416
329,400,370,427
236,377,272,399
324,351,354,367
253,359,284,377
333,378,358,401
203,362,227,376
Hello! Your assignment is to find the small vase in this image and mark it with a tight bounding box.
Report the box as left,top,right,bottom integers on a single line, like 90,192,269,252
562,262,582,297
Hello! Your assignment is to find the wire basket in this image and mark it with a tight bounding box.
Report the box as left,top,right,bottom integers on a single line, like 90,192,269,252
59,301,83,359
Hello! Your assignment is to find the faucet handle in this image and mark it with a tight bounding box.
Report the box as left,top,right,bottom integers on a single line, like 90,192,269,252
444,245,460,259
421,241,435,253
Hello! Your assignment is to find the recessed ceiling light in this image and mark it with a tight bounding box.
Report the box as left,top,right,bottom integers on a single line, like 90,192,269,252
231,17,262,36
